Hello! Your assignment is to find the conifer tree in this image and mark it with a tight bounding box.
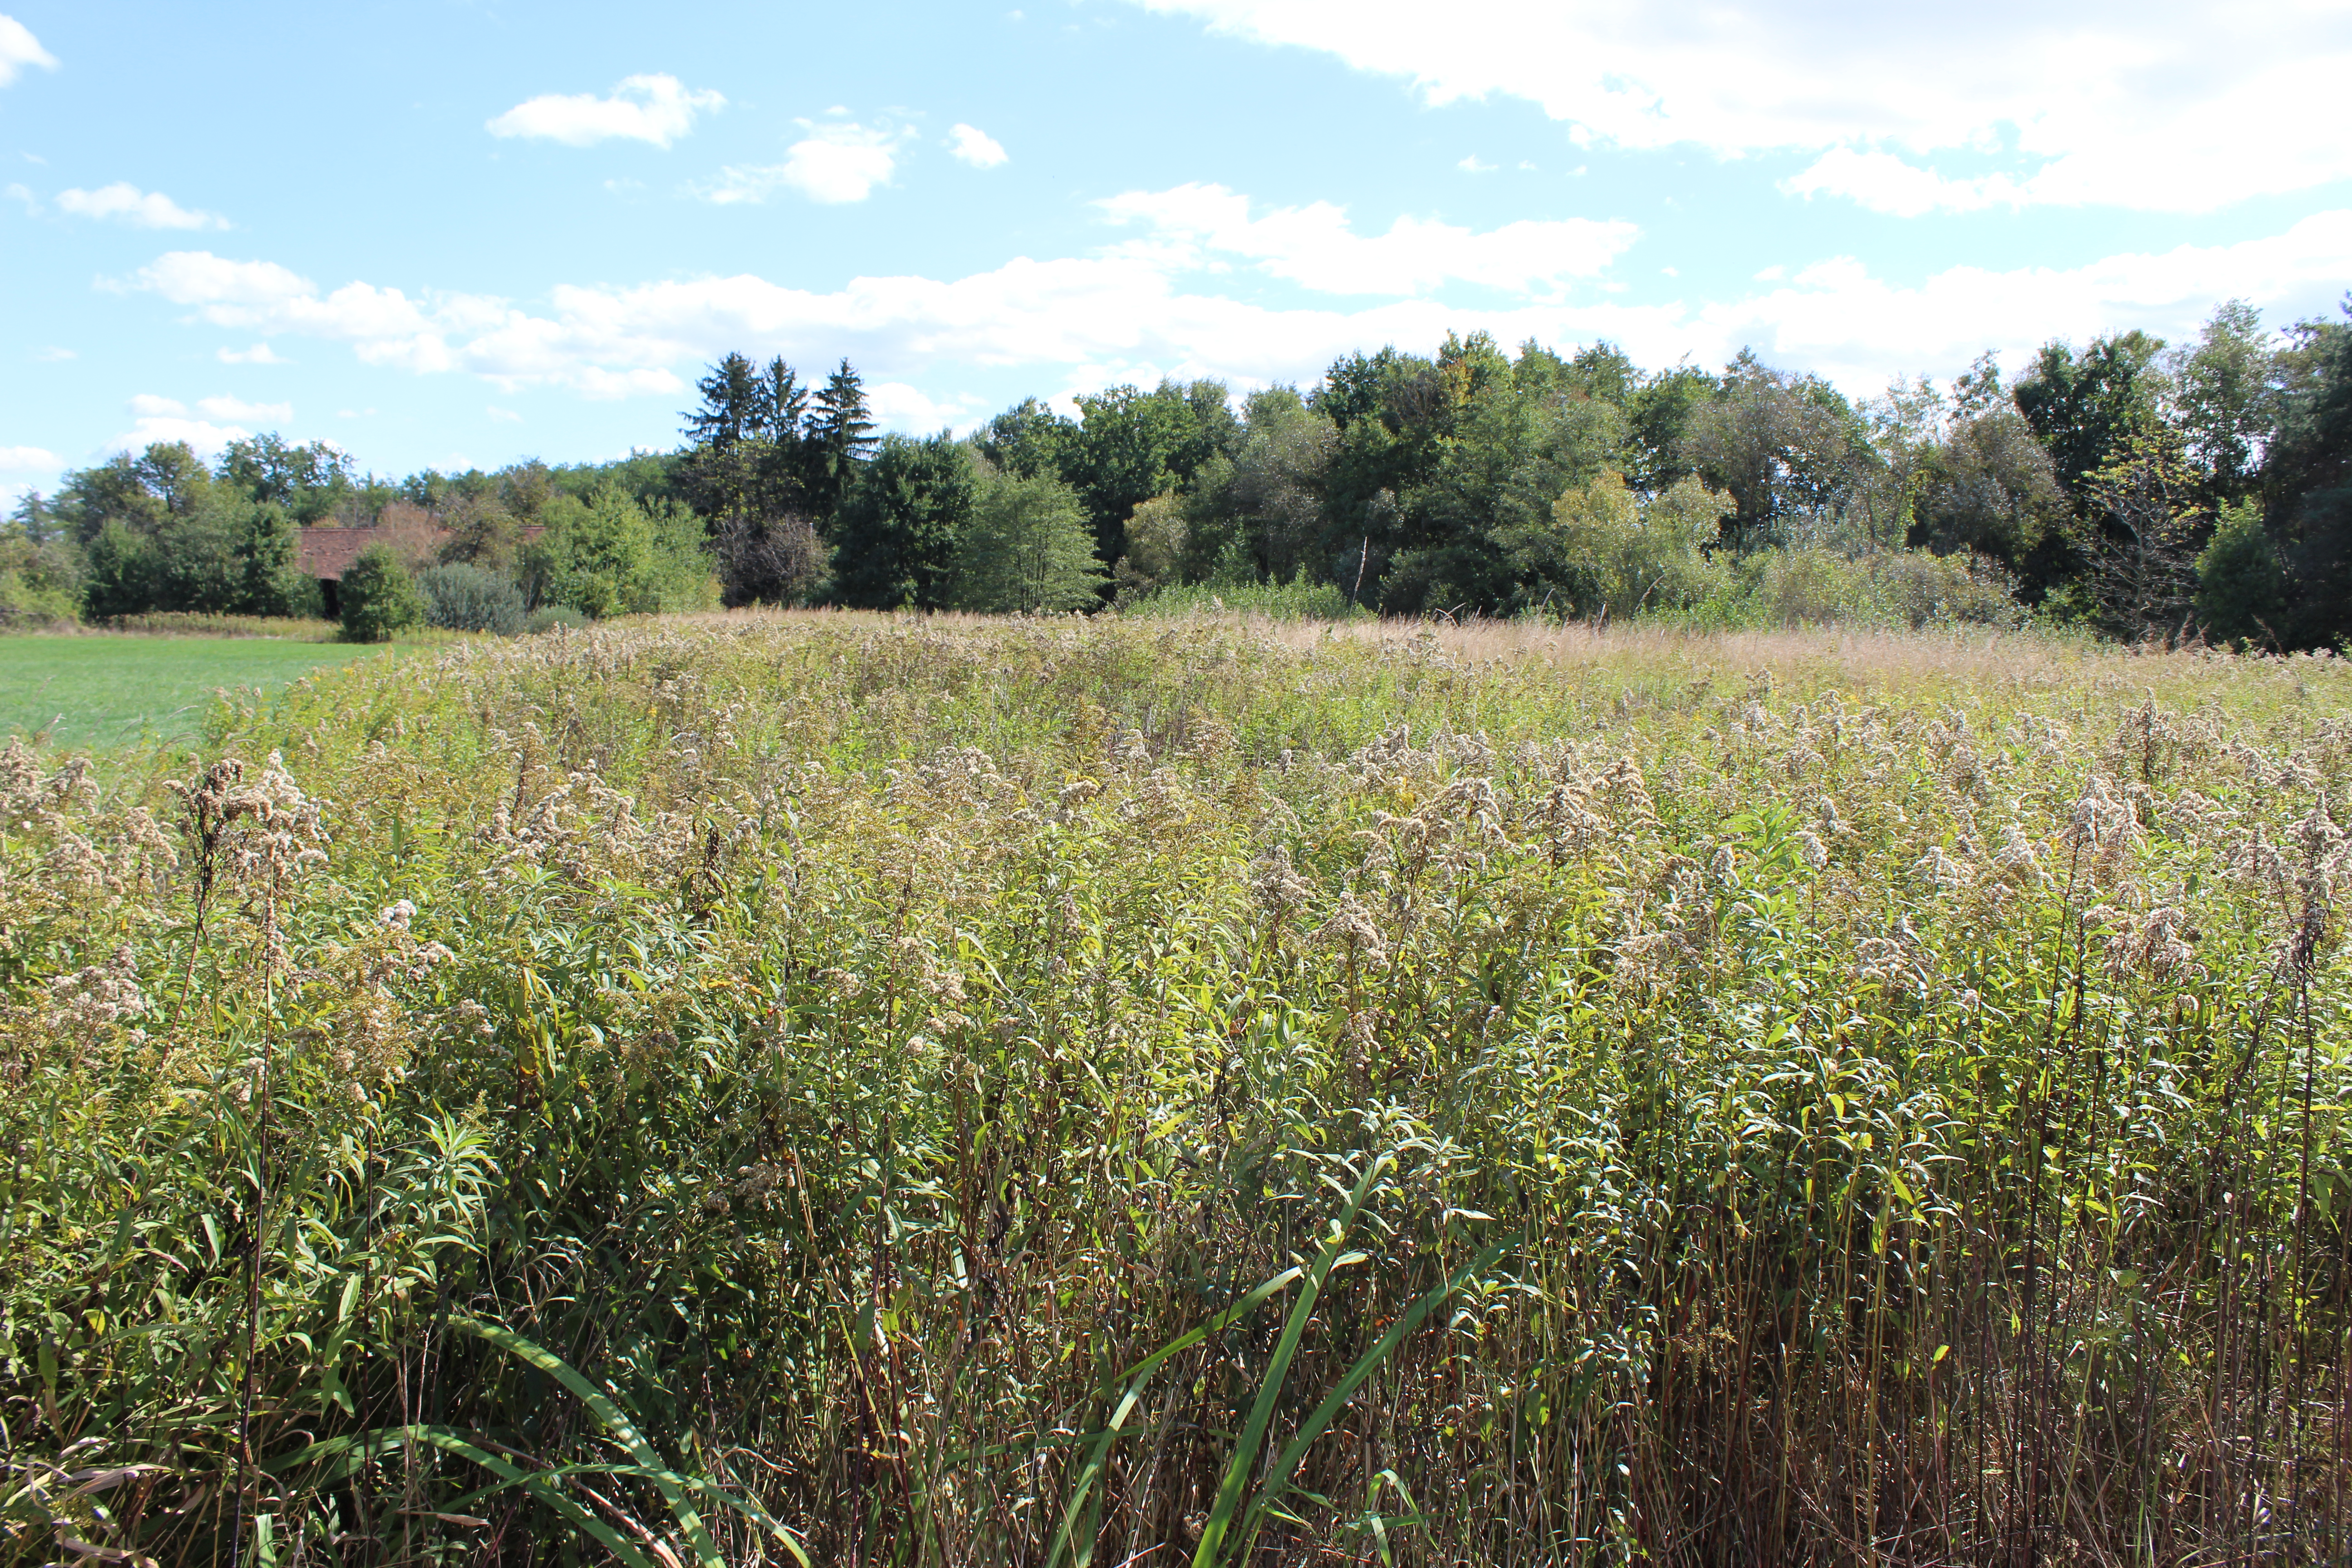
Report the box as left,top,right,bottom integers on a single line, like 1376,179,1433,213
807,358,878,526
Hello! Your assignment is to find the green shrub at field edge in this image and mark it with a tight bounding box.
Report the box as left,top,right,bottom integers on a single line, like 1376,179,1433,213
338,543,424,642
415,561,527,636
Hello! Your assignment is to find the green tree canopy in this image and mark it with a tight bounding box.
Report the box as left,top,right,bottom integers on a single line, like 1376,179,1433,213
338,543,423,642
831,432,976,610
950,468,1107,613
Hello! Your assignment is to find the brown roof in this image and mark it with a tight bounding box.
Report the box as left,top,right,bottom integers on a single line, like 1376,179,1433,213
298,524,547,580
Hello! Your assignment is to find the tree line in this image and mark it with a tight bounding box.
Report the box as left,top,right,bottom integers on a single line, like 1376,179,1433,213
7,295,2347,643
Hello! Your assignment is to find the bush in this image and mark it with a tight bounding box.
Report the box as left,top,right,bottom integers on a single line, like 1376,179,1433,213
714,514,828,608
1861,548,2025,628
1548,471,1734,618
525,604,589,634
414,562,525,635
525,485,720,618
1121,575,1368,622
0,534,83,628
338,544,424,642
97,612,338,640
1692,547,2025,631
2194,500,2285,647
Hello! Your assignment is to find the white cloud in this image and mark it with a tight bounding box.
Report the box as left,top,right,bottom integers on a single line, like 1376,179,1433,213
112,397,249,457
4,180,35,212
218,342,287,364
486,406,522,423
112,416,250,455
131,250,543,382
117,207,2352,419
701,120,913,205
33,345,73,361
946,123,1009,169
0,14,57,87
867,381,985,431
487,74,724,149
1118,0,2352,213
0,443,60,471
57,182,227,230
1097,181,1637,296
1778,148,2025,217
1457,155,1495,173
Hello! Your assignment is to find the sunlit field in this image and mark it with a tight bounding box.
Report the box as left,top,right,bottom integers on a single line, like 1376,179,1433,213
0,631,387,749
5,612,2348,1566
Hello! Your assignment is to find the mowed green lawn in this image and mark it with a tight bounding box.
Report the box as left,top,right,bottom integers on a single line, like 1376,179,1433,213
0,636,392,749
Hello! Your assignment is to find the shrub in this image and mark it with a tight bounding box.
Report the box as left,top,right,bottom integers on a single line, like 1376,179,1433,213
713,513,828,608
524,603,588,633
414,561,526,635
1121,575,1368,622
1862,547,2025,627
525,485,720,618
1548,470,1734,618
1698,547,2026,630
338,543,424,642
2194,500,2285,647
0,534,83,628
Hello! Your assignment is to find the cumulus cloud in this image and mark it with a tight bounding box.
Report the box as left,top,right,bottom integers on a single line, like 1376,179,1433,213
700,120,914,205
1118,0,2352,213
0,14,57,87
113,397,250,457
218,342,287,364
1699,211,2352,389
0,443,60,471
946,123,1009,168
118,208,2352,417
57,182,228,230
1097,181,1637,296
867,381,986,431
132,251,531,381
488,74,724,148
1778,148,2026,217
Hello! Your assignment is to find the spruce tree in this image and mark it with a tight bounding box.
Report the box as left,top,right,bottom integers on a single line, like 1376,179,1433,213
808,358,878,527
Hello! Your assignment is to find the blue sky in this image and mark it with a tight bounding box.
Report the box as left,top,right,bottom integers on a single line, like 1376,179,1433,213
4,0,2348,501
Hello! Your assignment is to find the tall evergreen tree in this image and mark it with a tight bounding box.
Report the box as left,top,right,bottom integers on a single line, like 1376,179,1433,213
807,358,878,526
683,353,765,453
679,353,815,552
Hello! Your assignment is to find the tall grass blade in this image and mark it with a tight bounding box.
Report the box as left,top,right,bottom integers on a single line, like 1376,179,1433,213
1189,1153,1387,1568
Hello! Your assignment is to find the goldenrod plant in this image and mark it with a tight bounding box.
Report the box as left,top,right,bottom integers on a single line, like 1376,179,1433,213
2,612,2347,1564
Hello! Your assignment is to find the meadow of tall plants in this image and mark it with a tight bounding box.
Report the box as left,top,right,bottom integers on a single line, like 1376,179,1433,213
3,612,2348,1566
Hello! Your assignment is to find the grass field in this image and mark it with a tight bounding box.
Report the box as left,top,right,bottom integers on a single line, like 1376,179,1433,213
4,612,2348,1566
0,633,392,748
